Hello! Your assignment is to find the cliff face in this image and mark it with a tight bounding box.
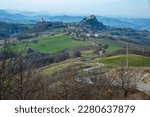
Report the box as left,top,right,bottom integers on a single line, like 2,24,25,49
79,15,107,30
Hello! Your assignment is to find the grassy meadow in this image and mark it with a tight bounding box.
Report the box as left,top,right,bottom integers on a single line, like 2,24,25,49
95,38,123,53
96,54,150,67
22,34,91,53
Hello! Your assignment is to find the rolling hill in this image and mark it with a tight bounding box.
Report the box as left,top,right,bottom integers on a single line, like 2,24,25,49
1,9,150,30
97,54,150,67
19,34,91,53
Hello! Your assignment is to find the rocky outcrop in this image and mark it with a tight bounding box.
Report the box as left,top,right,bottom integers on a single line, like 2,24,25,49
79,15,107,30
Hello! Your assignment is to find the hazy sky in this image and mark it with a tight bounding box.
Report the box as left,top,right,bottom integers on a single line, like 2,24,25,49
0,0,150,17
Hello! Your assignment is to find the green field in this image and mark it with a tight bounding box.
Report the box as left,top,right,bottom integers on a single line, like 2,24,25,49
96,54,150,67
23,35,90,53
94,38,123,53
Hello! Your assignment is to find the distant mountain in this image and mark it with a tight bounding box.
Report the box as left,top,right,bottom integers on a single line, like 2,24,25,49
97,16,150,30
97,16,138,29
0,9,36,24
0,9,83,24
118,18,150,30
0,9,150,30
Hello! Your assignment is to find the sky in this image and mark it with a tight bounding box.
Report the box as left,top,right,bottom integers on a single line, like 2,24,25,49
0,0,150,18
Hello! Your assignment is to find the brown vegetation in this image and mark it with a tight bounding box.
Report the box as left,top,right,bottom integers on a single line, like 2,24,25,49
0,40,149,100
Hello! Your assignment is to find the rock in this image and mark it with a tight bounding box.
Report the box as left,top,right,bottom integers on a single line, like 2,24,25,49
79,15,106,30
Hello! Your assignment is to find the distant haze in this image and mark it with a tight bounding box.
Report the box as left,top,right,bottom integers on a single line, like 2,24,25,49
0,0,150,18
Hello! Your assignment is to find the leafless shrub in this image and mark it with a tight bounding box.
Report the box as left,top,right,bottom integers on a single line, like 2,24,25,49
106,66,137,98
0,40,46,100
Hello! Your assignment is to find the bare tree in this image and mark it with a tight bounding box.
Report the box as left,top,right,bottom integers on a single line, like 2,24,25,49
0,39,17,99
108,66,137,98
0,40,46,100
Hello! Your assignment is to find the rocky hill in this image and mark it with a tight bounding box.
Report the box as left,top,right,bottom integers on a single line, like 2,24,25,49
29,20,66,32
79,15,107,30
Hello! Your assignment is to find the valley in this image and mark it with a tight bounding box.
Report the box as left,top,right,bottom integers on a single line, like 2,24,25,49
0,10,150,100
